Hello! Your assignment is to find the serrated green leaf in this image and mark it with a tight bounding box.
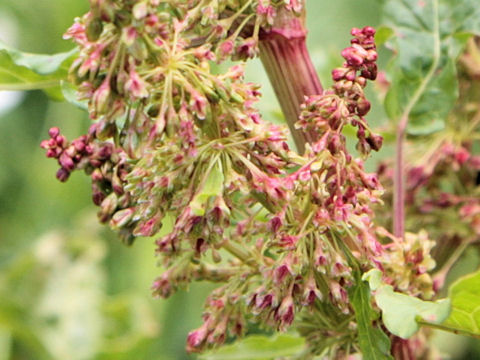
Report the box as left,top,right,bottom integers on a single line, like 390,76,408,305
363,269,451,339
199,334,306,360
382,0,480,135
190,162,224,216
442,269,480,336
0,41,76,98
349,272,393,360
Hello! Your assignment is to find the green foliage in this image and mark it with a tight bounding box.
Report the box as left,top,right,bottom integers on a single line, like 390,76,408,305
382,0,480,135
0,41,75,99
61,81,88,110
442,269,480,337
363,270,451,339
349,272,393,360
199,334,306,360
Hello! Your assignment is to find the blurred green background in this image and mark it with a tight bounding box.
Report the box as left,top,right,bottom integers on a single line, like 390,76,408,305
0,1,478,359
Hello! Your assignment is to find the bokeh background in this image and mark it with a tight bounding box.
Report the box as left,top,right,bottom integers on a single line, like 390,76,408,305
0,1,478,359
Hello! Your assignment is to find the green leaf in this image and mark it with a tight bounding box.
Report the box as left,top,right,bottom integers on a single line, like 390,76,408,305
363,269,451,339
442,269,480,337
190,162,224,216
349,272,393,360
61,81,88,110
382,0,480,135
199,334,306,360
0,41,76,98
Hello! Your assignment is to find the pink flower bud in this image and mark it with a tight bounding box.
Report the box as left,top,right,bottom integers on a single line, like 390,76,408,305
275,295,294,329
48,127,60,138
59,152,75,171
186,325,208,352
56,168,70,182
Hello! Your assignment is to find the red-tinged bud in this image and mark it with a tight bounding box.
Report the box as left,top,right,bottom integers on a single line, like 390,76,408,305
152,272,173,299
59,152,75,171
64,145,77,158
356,97,371,116
455,147,470,164
125,67,149,99
186,324,208,353
40,139,50,150
56,168,70,182
274,263,292,283
257,4,275,24
366,49,377,62
302,276,322,305
279,234,298,249
133,215,161,237
235,37,257,60
72,136,87,152
275,295,294,330
356,76,367,87
45,149,58,158
330,281,348,305
93,79,111,114
98,144,113,159
366,133,383,151
110,207,135,229
55,135,67,148
206,317,228,346
269,215,283,233
255,293,275,312
351,27,362,37
100,192,118,219
284,0,302,12
363,26,376,36
91,168,104,182
92,183,105,206
332,67,348,81
48,127,60,138
341,47,364,67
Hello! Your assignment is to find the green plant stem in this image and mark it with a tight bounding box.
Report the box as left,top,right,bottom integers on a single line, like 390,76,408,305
222,240,257,267
258,8,323,153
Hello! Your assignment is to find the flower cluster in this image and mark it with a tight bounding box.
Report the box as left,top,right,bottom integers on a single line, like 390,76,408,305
41,1,431,356
297,26,382,155
184,26,387,352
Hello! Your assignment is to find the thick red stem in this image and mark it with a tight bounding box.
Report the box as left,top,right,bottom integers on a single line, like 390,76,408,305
258,9,323,153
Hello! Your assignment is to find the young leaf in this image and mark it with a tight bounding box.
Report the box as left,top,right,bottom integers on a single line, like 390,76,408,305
441,269,480,337
199,334,306,360
190,162,224,216
0,41,76,98
349,272,393,360
363,269,451,339
382,0,480,135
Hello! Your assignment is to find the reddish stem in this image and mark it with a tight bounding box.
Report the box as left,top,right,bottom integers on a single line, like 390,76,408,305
393,114,408,239
259,8,323,153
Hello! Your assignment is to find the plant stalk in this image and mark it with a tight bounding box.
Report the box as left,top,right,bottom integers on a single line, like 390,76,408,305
258,8,323,153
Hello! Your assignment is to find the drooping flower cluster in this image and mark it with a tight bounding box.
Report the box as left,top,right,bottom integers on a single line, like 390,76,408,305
184,26,389,352
41,1,433,356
